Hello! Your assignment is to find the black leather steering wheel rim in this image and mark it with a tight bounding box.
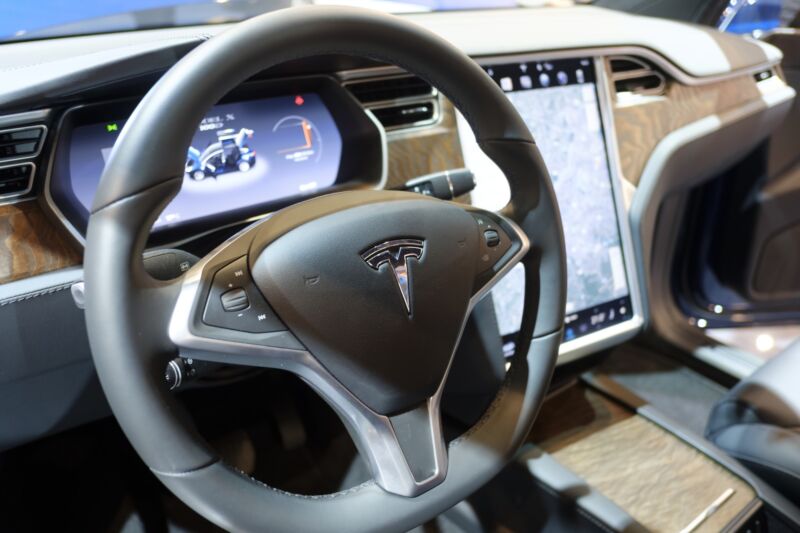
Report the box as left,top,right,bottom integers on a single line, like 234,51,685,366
84,6,566,532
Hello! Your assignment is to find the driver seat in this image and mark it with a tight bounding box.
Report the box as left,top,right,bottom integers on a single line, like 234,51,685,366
705,341,800,506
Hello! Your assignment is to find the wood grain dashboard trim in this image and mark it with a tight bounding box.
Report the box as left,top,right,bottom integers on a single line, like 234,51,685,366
0,200,81,284
610,63,764,187
384,99,464,189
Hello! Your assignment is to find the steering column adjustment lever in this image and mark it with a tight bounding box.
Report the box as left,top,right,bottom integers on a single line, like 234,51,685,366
71,249,200,310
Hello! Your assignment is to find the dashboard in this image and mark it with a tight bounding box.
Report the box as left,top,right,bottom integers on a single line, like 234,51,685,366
0,5,793,451
43,51,642,360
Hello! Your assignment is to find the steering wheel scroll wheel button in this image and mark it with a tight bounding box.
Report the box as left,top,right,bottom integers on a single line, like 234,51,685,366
220,288,249,312
472,213,513,273
483,229,500,248
202,256,284,333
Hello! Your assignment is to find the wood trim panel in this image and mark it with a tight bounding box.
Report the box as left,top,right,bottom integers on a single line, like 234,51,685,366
530,382,633,452
385,99,464,189
531,386,757,532
612,71,762,187
0,200,81,284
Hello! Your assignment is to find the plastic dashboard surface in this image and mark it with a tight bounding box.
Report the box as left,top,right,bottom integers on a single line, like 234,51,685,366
0,5,790,462
458,54,643,362
46,76,385,246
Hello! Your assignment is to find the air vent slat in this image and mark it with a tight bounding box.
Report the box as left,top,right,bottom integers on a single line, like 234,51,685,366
371,102,436,129
610,57,649,73
609,56,666,97
0,163,34,198
614,74,664,94
0,128,40,142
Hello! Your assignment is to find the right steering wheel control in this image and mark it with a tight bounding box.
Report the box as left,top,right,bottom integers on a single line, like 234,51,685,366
472,212,513,267
483,229,501,248
469,211,519,294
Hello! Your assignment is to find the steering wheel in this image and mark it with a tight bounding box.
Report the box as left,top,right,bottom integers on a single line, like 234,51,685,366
83,6,566,532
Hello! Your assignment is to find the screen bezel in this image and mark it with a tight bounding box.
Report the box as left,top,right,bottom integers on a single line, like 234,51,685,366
46,75,385,248
465,53,644,363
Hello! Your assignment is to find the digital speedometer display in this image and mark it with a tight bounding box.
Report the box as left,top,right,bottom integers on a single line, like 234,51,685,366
67,92,343,229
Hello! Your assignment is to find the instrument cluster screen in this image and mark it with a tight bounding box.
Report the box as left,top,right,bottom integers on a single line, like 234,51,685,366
67,92,343,230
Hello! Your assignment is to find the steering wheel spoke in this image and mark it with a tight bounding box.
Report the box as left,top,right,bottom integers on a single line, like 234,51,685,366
343,395,448,497
293,358,449,497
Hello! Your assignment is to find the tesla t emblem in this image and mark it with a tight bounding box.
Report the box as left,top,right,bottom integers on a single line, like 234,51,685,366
361,238,424,315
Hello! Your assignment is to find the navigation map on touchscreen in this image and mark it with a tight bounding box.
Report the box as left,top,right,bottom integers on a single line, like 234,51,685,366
459,57,633,344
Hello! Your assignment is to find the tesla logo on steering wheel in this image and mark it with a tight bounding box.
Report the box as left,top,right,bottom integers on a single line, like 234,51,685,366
361,238,424,316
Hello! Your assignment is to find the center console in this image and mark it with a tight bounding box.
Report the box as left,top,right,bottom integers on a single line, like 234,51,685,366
526,383,761,532
518,371,800,533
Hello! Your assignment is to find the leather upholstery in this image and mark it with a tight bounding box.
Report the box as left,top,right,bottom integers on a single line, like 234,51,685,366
706,341,800,506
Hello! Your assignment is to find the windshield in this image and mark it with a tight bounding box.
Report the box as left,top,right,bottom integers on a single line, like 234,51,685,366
0,0,518,43
5,0,780,44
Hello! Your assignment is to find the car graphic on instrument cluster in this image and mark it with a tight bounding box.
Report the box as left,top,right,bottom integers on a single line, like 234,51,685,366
185,127,256,181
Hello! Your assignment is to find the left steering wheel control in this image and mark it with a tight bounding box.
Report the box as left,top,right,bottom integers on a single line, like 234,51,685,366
202,256,285,333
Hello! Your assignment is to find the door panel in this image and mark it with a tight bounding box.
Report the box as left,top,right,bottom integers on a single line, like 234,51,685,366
748,31,800,302
748,30,800,302
676,29,800,325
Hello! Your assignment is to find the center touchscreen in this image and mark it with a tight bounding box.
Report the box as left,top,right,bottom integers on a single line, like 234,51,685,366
67,92,343,230
458,57,633,349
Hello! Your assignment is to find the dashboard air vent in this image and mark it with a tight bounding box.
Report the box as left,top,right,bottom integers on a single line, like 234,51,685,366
609,56,666,97
754,69,774,82
344,74,439,131
346,75,435,104
0,125,46,163
0,163,35,199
